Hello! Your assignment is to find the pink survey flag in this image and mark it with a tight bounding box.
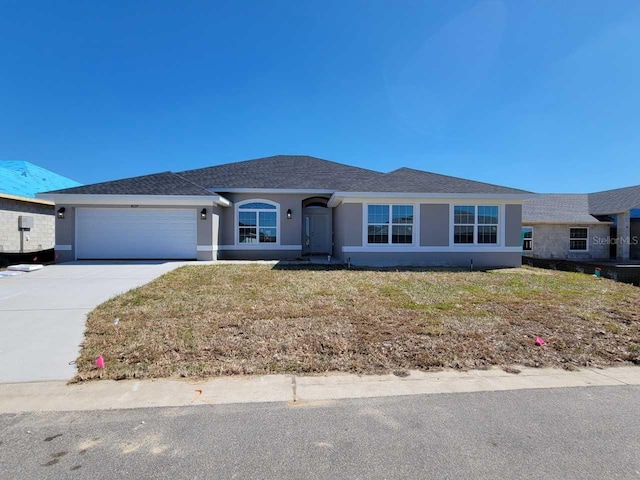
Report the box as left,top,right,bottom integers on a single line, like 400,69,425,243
95,355,105,369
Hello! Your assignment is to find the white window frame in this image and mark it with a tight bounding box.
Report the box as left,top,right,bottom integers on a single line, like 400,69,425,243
522,226,533,251
569,227,589,252
235,199,280,246
450,204,501,246
363,203,417,246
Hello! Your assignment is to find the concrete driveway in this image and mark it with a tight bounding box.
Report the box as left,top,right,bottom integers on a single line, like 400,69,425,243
0,261,184,383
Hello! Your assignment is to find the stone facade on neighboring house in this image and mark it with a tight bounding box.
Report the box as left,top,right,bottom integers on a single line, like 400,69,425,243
0,194,54,253
1,161,81,256
524,223,610,260
523,189,640,262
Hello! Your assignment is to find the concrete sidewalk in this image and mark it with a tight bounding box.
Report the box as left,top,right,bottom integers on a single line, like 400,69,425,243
1,366,638,414
0,261,184,383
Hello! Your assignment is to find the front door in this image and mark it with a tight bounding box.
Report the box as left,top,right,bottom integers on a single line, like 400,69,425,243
305,211,331,254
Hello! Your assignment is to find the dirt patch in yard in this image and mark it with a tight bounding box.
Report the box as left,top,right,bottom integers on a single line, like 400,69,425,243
74,265,640,381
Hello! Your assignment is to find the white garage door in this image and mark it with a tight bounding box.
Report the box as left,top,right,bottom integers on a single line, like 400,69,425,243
76,208,197,259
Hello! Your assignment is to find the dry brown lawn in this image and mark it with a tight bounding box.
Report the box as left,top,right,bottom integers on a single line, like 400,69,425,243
74,264,640,381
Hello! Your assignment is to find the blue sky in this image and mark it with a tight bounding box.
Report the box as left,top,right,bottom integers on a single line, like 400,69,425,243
1,1,639,192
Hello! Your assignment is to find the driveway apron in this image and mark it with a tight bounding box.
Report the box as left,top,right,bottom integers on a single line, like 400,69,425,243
0,262,182,383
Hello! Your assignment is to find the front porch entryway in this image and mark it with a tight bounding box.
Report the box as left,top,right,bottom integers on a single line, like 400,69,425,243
302,197,332,255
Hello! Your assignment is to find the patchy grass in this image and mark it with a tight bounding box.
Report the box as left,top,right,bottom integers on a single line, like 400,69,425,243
74,265,640,381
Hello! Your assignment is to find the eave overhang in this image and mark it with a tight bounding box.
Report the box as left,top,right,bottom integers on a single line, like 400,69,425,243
35,193,231,207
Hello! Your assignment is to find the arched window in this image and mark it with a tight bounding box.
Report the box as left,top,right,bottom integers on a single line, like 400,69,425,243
237,200,279,244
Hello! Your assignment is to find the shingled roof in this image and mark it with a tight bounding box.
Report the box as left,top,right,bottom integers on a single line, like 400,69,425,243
588,185,640,215
522,184,640,224
523,194,605,224
44,155,530,196
350,167,531,194
178,155,382,190
45,172,217,196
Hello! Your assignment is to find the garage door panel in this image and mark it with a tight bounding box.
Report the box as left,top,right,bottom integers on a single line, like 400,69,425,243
76,208,197,259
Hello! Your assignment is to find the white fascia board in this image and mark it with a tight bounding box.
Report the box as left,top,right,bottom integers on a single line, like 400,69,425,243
36,194,231,207
208,188,334,195
329,192,534,207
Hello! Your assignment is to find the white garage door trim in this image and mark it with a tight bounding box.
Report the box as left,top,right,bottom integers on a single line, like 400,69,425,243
75,208,197,260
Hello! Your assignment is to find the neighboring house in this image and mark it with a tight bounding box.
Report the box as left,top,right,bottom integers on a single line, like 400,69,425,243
38,155,531,267
0,161,81,254
522,186,640,261
0,193,55,254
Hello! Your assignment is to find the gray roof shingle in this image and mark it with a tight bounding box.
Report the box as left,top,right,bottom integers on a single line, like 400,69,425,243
588,185,640,215
523,194,605,224
44,172,216,196
351,167,531,194
44,155,530,196
178,155,383,190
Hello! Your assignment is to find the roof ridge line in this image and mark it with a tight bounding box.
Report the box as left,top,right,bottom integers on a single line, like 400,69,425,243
170,172,216,196
589,184,640,195
177,154,385,176
356,165,532,194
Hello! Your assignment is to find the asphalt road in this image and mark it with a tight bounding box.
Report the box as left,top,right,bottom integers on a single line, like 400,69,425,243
1,386,639,479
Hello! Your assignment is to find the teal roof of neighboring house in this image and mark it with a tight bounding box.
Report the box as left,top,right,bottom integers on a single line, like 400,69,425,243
0,161,81,198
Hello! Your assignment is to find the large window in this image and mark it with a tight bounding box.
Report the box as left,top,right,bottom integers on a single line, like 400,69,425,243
367,205,413,244
453,205,499,244
570,227,588,251
522,226,533,251
238,201,277,244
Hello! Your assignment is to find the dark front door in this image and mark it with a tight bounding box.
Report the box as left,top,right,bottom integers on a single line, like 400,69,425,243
305,209,331,254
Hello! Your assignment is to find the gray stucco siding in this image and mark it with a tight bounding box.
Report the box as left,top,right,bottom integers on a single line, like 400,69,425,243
334,201,522,267
196,204,221,261
217,193,310,247
217,249,301,261
209,205,221,261
505,204,523,247
54,205,75,262
332,202,363,262
51,196,526,265
420,204,449,246
336,202,520,249
346,251,521,268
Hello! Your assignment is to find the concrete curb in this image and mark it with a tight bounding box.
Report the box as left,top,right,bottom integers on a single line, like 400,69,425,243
1,366,639,414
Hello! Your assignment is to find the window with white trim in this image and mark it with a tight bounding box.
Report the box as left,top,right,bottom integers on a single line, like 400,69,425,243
453,205,499,244
238,201,278,244
569,227,588,251
367,205,413,244
522,226,533,251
